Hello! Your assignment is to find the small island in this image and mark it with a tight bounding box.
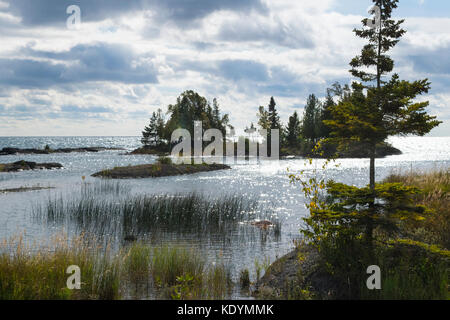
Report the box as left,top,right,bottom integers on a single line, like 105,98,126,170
0,146,124,156
92,160,230,179
0,160,63,172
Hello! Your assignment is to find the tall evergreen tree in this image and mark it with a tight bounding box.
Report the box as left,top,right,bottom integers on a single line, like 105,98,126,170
301,94,321,144
285,111,301,148
268,97,281,130
141,108,165,146
317,86,338,139
324,0,441,247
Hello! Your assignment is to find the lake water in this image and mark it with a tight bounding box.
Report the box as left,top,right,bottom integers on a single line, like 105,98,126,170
0,136,449,295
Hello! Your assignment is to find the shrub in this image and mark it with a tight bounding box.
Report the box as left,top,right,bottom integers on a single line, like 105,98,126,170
156,156,172,165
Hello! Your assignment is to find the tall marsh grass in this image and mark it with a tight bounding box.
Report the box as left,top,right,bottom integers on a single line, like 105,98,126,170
0,235,233,300
81,180,130,197
34,192,261,237
0,234,121,300
384,168,450,249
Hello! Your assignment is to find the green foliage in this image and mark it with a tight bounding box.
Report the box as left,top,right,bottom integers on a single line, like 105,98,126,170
152,246,205,287
141,108,165,147
239,269,250,289
289,146,446,299
141,91,231,149
257,97,282,156
257,106,270,130
285,111,301,148
122,242,151,283
268,97,281,130
301,94,322,144
165,90,230,142
0,236,235,300
361,240,449,299
156,156,172,165
322,0,441,249
384,169,450,249
0,234,121,300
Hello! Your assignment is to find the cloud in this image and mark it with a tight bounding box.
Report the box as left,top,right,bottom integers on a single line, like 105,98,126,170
218,60,269,82
217,13,314,49
60,105,113,113
0,1,449,136
0,43,158,88
409,46,450,75
5,0,266,27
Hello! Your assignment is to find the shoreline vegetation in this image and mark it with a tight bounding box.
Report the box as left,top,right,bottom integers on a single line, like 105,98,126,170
129,140,401,159
255,169,449,300
0,160,63,172
0,235,233,300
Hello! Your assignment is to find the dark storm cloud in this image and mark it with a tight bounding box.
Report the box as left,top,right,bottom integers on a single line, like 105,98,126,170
0,43,158,88
5,0,266,27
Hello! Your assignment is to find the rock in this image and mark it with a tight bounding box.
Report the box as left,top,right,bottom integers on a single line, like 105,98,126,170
254,245,340,300
0,160,63,172
129,146,169,155
250,220,274,230
92,163,230,179
0,147,124,156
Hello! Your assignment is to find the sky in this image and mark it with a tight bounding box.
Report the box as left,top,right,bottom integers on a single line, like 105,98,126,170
0,0,449,136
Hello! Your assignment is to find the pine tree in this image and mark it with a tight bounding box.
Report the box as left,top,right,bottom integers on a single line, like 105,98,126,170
141,112,158,146
257,106,270,130
324,0,441,248
285,111,301,147
268,97,281,130
301,94,321,144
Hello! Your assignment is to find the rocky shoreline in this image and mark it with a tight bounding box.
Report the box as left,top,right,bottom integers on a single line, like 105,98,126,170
129,141,402,159
0,160,63,172
0,186,54,193
0,147,124,156
92,163,230,179
254,245,339,300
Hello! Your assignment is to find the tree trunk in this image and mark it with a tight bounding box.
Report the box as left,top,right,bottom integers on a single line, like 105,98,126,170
366,143,376,254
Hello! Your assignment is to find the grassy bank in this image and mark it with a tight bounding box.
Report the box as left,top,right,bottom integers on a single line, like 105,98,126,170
384,169,449,249
0,235,233,300
257,169,449,300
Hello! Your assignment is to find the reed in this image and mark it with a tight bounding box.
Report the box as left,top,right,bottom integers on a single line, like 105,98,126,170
0,234,121,300
384,168,450,249
34,192,259,237
152,245,205,287
0,234,234,300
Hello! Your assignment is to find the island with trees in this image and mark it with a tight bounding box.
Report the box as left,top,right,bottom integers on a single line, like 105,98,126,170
130,87,401,160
